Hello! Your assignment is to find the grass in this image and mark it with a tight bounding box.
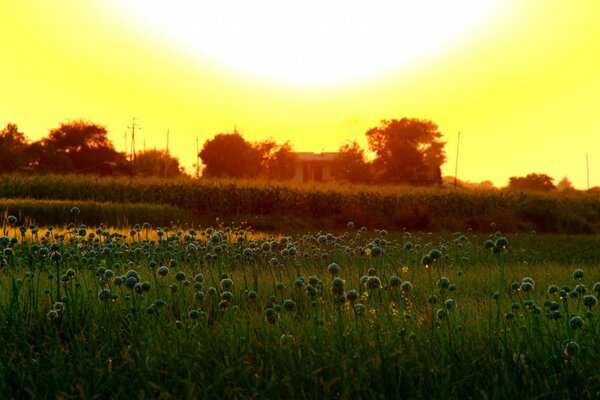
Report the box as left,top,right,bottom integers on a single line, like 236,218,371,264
1,213,600,399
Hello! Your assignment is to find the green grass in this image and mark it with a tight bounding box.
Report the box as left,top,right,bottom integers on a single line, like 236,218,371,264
1,214,600,399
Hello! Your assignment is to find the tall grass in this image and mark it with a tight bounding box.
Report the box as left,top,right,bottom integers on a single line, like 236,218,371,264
1,214,599,399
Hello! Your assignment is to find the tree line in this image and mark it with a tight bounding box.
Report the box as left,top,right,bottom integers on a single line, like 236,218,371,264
0,121,185,178
1,118,583,190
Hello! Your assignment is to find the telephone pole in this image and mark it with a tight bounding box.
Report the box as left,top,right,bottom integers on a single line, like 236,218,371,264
127,117,141,162
454,132,461,188
196,135,200,179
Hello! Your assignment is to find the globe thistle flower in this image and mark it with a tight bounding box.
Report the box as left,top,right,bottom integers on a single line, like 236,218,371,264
575,284,587,295
220,278,233,290
569,315,584,329
247,290,258,301
548,285,560,295
305,284,319,298
572,269,584,281
367,267,377,276
269,257,279,267
353,303,366,316
438,277,450,289
275,282,286,291
359,275,369,286
401,281,413,292
421,255,431,268
365,276,381,289
483,239,494,250
429,249,442,261
388,276,402,289
47,310,59,320
505,312,515,321
445,298,455,310
175,271,186,282
583,295,597,309
347,221,355,229
146,305,157,315
283,299,297,312
492,292,500,301
551,310,562,320
189,309,201,320
194,273,204,283
98,288,112,301
511,302,521,311
521,282,534,293
564,341,579,357
220,291,233,301
170,283,178,293
428,295,438,304
327,263,340,275
404,241,414,251
125,276,138,290
346,289,359,303
495,237,508,249
141,281,151,292
436,308,447,320
371,246,382,257
592,282,600,294
263,308,277,324
157,266,169,277
511,282,520,291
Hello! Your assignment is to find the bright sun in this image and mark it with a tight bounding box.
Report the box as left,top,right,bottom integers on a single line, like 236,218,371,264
119,0,499,85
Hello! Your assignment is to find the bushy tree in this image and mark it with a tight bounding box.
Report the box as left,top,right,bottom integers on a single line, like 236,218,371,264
365,118,445,184
135,149,185,178
199,132,263,178
29,120,127,174
0,123,29,172
508,173,556,192
332,141,372,183
259,141,296,180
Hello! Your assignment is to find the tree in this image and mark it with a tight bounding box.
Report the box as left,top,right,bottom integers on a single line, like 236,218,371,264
30,120,127,174
135,149,185,178
0,123,29,172
259,140,297,180
508,173,556,192
556,176,576,192
199,132,263,178
331,141,372,183
365,118,446,184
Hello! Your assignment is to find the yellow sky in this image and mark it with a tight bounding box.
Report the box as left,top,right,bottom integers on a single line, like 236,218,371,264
2,1,599,188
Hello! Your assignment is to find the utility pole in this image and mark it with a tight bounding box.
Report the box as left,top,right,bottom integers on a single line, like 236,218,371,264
127,117,141,162
587,153,590,191
454,132,461,188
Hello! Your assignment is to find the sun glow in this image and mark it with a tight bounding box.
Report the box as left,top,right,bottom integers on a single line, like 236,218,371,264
119,0,500,85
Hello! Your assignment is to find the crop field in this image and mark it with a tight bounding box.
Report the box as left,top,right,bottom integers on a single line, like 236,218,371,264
1,209,600,399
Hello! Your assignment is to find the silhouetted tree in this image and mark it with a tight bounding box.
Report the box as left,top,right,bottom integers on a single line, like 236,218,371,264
332,141,372,183
556,176,576,192
508,173,556,192
259,141,297,180
199,132,263,178
29,120,127,174
135,149,185,178
365,118,445,184
0,123,29,172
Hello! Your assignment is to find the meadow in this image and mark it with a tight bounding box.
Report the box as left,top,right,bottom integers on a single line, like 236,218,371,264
1,210,600,399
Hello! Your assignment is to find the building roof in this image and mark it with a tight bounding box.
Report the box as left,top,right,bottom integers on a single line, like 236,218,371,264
293,152,337,162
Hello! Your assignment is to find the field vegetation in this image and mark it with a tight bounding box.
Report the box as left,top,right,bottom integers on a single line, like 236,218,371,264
1,174,599,234
1,211,600,399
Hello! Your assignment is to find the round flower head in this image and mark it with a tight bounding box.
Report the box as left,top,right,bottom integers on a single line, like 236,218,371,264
188,309,201,320
366,276,381,289
220,278,233,290
98,288,112,301
429,249,442,261
548,285,560,295
347,221,355,229
401,281,413,292
483,239,494,250
47,310,59,320
283,299,297,312
175,271,186,282
346,289,359,303
551,310,562,320
521,282,534,293
569,315,584,329
511,282,520,291
583,295,597,309
195,273,204,283
428,295,438,304
421,255,432,267
593,282,600,294
445,298,455,310
220,291,233,301
575,284,587,294
565,341,579,357
495,237,508,249
157,266,169,277
438,277,450,289
388,276,402,288
436,308,447,320
247,290,258,301
572,269,584,281
327,263,340,275
353,303,366,316
505,312,515,321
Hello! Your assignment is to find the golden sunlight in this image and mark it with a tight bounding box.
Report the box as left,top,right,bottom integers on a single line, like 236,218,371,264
118,0,502,85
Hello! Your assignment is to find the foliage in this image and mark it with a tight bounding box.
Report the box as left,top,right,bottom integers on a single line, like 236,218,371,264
199,132,264,178
134,149,185,179
332,141,372,183
366,118,446,184
259,140,297,180
0,174,599,234
28,120,128,175
0,217,600,399
508,173,556,192
0,123,29,172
